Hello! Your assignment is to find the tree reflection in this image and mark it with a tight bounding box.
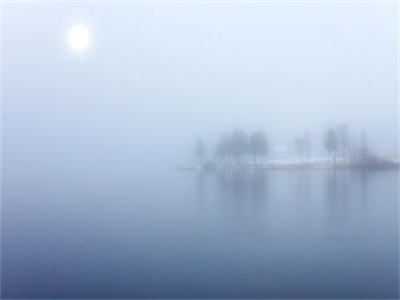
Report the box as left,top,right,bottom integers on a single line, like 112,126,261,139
213,170,268,213
296,170,310,202
359,170,369,200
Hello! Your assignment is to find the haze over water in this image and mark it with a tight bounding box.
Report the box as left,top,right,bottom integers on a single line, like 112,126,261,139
2,2,398,299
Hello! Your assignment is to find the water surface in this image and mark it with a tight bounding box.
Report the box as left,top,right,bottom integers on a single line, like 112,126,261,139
2,168,398,298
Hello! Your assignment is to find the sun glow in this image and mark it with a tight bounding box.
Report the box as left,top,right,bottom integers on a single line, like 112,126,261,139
68,25,90,51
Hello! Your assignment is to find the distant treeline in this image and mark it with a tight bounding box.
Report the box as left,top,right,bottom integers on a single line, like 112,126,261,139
194,124,375,167
195,129,268,167
321,124,372,165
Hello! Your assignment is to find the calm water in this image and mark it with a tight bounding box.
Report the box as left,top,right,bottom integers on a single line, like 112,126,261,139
2,168,399,298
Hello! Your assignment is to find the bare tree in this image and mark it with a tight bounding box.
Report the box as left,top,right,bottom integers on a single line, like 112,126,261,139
303,131,311,164
294,131,311,165
249,132,259,167
324,128,338,165
258,132,269,166
230,129,248,167
336,123,350,164
215,133,230,167
294,137,305,164
349,131,357,162
249,131,269,167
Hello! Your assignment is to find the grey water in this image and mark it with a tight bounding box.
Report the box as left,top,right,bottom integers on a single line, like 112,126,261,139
2,168,399,299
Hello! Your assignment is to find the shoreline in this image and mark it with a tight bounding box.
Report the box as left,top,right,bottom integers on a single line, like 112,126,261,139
176,161,400,171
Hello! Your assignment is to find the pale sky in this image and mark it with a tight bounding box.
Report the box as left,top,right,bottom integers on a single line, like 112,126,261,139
3,2,398,169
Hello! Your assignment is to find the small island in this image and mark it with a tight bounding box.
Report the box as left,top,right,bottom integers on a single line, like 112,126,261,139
177,124,399,171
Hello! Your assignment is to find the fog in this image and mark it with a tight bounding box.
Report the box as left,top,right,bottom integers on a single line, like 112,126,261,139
4,3,398,171
3,3,399,299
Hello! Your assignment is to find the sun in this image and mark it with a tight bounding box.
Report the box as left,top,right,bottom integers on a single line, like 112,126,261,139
68,25,90,51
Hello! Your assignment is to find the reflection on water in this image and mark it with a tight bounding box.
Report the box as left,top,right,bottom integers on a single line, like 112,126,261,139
195,170,269,217
3,169,398,299
296,170,310,202
216,170,267,202
324,169,373,211
195,169,377,218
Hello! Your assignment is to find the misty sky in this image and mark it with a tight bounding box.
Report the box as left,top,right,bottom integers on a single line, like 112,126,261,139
3,2,398,170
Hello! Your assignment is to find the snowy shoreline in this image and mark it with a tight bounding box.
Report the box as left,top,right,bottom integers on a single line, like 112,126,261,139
176,158,399,171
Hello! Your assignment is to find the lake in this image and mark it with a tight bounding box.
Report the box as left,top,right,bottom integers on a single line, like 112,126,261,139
2,168,399,298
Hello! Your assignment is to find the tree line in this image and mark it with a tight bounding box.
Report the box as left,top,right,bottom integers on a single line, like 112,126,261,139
195,129,269,167
295,123,373,165
322,124,372,165
194,123,374,168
